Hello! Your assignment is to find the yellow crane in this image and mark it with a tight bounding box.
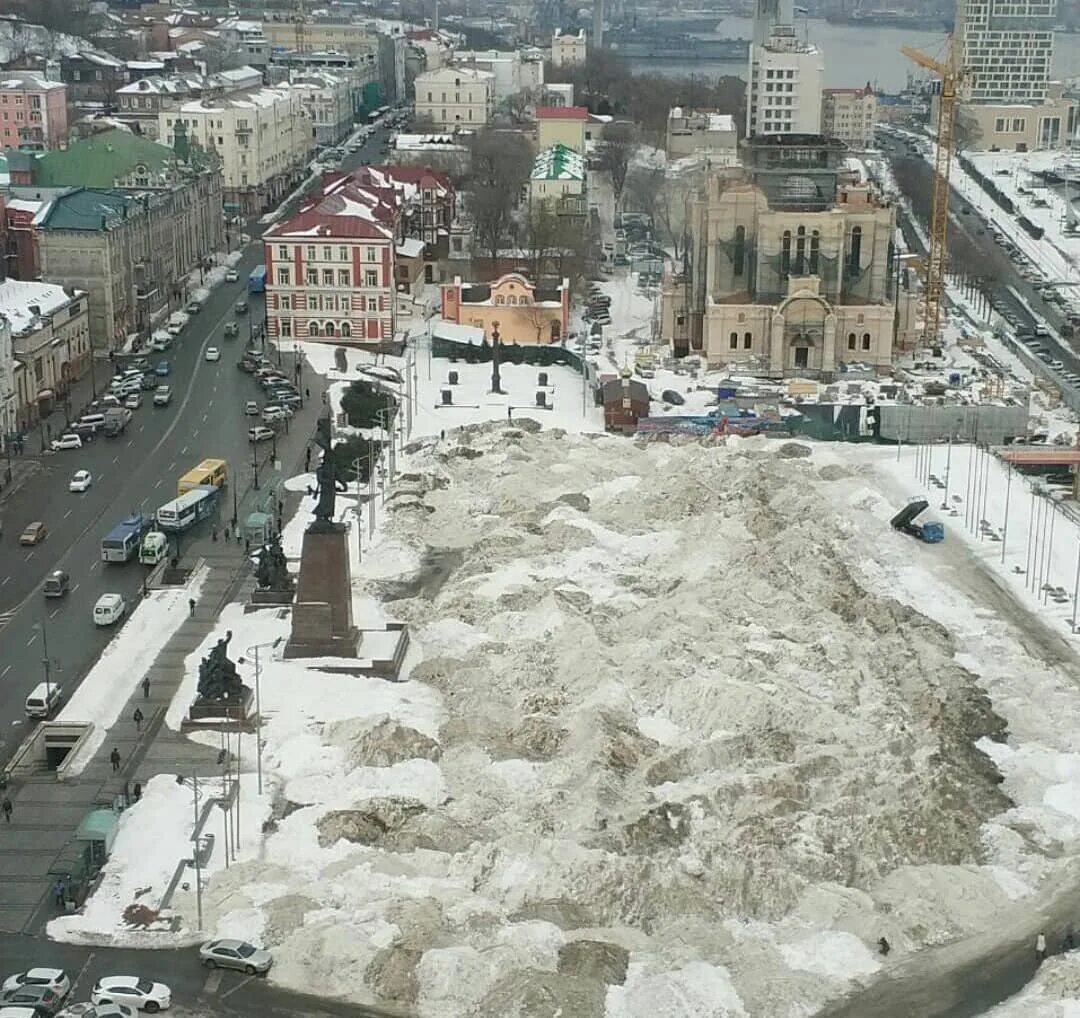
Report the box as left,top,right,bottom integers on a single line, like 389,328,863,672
901,39,963,350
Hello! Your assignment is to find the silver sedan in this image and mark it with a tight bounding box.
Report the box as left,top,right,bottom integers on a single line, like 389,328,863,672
198,940,273,974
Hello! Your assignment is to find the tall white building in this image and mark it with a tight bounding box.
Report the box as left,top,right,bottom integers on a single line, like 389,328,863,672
746,0,823,137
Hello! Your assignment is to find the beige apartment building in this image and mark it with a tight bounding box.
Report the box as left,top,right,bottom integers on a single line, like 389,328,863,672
261,18,379,58
551,29,586,67
413,66,494,130
161,86,313,215
821,85,877,149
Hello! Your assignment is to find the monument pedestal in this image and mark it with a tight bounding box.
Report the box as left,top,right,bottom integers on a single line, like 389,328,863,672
284,526,360,659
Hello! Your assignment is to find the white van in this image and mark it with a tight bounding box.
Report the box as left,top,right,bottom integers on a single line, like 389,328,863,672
139,530,168,565
93,593,127,626
25,681,63,718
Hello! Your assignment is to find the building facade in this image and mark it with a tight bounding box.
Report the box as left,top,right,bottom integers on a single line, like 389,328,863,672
821,85,877,148
0,73,68,151
414,66,494,130
536,105,588,153
161,86,313,215
0,279,91,429
352,164,454,250
290,72,354,146
530,143,586,215
59,52,128,111
452,49,544,103
957,81,1077,151
0,313,13,446
961,0,1055,105
551,29,587,67
661,135,912,379
440,272,570,345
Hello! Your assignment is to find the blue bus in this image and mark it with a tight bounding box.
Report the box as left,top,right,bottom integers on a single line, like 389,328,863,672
101,513,153,563
155,485,219,532
248,265,267,294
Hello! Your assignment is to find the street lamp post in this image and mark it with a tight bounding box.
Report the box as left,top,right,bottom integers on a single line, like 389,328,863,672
243,637,282,795
252,442,260,491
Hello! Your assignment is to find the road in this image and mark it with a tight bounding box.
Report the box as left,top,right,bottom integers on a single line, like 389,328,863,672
0,122,392,771
0,933,406,1018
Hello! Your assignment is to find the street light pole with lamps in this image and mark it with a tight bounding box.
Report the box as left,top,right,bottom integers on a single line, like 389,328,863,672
241,637,282,795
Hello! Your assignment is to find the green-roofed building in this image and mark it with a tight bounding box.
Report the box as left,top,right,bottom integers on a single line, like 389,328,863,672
30,129,226,353
529,143,587,223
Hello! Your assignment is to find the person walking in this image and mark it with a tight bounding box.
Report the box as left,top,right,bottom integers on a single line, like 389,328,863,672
1036,931,1047,964
211,525,218,542
53,879,65,908
1,797,11,822
188,597,196,618
142,675,150,699
110,747,121,772
133,707,144,733
224,523,230,542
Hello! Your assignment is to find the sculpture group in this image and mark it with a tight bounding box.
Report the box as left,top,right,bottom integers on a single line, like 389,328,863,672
196,630,243,704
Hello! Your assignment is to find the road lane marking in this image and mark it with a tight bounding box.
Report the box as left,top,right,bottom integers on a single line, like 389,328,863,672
24,551,33,561
26,633,36,646
49,608,60,619
219,975,254,1000
112,456,119,464
168,461,176,470
72,583,79,593
203,970,224,994
1,575,8,586
180,447,188,455
89,560,98,572
155,479,162,488
70,952,95,998
1,665,10,678
127,439,134,447
202,412,208,423
64,508,73,519
193,429,199,437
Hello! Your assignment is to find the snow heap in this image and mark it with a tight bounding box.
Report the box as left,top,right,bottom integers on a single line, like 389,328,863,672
187,426,1052,1017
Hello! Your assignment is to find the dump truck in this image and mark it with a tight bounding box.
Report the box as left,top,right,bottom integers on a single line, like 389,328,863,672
890,499,945,543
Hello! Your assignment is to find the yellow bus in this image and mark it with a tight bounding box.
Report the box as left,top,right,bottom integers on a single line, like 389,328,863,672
177,458,228,496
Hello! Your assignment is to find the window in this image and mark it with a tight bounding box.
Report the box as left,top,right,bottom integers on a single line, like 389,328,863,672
795,226,806,274
781,230,791,276
847,332,856,350
732,225,746,277
324,321,336,337
366,247,377,262
809,231,820,274
276,267,291,285
308,295,318,310
365,269,378,287
729,331,738,349
848,226,862,273
366,297,378,312
861,332,871,350
277,245,288,259
323,246,332,261
338,269,350,286
281,319,292,337
743,332,752,349
322,269,334,286
341,322,351,337
306,269,317,286
308,321,320,337
281,296,291,310
338,246,348,260
495,295,505,305
306,246,315,259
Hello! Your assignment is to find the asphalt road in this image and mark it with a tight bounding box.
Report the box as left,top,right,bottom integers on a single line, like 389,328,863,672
0,933,405,1018
0,123,392,769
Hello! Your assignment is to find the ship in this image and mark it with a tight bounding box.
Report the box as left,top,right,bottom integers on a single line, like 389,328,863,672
824,7,952,27
608,32,751,60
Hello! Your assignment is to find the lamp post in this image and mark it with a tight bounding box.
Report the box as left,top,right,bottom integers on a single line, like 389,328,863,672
243,637,282,795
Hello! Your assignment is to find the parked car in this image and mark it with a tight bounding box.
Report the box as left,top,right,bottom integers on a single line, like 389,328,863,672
89,977,170,1013
150,336,172,352
185,301,202,315
234,299,248,314
2,971,70,999
224,269,239,283
205,347,220,362
0,984,63,1015
56,1004,135,1018
244,400,260,416
155,360,170,376
266,391,301,408
248,425,275,443
198,939,273,974
153,385,173,407
165,322,184,337
124,393,143,410
131,357,150,372
50,433,82,452
262,405,292,423
69,470,93,493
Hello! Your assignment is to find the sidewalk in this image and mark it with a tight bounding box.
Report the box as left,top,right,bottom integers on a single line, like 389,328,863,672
0,545,250,936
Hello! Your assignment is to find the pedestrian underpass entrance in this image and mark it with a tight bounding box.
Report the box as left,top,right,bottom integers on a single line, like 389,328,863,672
2,722,92,783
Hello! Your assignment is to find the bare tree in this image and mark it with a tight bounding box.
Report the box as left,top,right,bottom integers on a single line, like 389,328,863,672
465,129,533,268
597,122,638,207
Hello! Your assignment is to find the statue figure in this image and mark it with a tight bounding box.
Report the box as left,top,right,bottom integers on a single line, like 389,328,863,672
195,630,243,702
255,533,293,591
307,412,348,533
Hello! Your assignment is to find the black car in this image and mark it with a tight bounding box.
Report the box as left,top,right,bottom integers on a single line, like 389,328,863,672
0,984,63,1014
140,373,158,390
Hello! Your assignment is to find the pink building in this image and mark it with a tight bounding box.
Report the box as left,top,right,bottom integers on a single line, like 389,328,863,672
0,73,68,152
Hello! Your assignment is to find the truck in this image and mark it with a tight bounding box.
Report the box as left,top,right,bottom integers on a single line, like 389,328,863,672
890,499,945,543
103,406,133,437
248,265,267,294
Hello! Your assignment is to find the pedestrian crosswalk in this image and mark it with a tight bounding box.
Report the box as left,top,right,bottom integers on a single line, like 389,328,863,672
0,609,16,629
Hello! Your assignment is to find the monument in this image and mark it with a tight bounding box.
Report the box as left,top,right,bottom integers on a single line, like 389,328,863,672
188,630,253,721
284,413,360,658
250,532,294,606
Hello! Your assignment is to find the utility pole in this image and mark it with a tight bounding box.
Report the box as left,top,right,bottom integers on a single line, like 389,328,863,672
40,616,54,700
252,442,260,490
353,456,363,564
192,774,203,931
253,644,264,795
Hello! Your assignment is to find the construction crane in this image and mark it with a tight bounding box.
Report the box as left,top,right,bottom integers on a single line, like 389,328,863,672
294,0,308,53
901,38,963,350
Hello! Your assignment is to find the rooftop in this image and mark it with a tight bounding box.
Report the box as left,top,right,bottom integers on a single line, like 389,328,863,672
536,105,588,121
31,130,185,189
34,188,141,232
0,72,65,91
532,143,585,181
0,278,82,336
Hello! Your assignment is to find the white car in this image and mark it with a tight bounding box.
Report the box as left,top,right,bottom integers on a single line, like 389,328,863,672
2,968,71,998
56,1005,136,1018
124,393,143,410
244,401,260,416
205,347,220,362
224,269,239,283
90,977,170,1013
51,433,83,451
69,470,93,493
248,425,275,444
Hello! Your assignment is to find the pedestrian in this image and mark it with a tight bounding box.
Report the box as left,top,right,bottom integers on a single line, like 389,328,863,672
212,525,218,542
305,387,310,400
224,523,230,542
142,675,150,699
54,879,65,907
235,528,241,545
1,797,11,822
304,447,311,472
1036,931,1047,964
507,406,513,420
277,499,284,518
133,707,144,732
188,597,196,617
244,536,250,555
110,747,121,772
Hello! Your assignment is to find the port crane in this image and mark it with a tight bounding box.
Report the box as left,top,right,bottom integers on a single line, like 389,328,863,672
901,38,964,349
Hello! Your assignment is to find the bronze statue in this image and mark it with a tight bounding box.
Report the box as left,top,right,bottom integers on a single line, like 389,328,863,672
307,412,348,533
255,533,293,591
196,630,243,702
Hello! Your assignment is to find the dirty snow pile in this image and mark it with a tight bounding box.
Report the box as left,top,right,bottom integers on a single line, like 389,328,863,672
193,423,1048,1018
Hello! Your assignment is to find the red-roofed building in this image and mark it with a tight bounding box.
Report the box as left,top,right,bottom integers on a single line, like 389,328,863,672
536,106,588,153
263,164,454,346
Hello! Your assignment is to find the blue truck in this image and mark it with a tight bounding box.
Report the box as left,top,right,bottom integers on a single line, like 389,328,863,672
890,499,945,543
248,265,267,294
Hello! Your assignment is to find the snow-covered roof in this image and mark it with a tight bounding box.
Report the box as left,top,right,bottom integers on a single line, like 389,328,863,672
396,238,425,258
393,133,468,151
531,143,585,181
0,72,65,90
431,320,485,345
0,278,80,336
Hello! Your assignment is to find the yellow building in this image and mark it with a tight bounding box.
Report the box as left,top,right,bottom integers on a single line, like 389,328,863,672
536,106,587,154
440,272,571,345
